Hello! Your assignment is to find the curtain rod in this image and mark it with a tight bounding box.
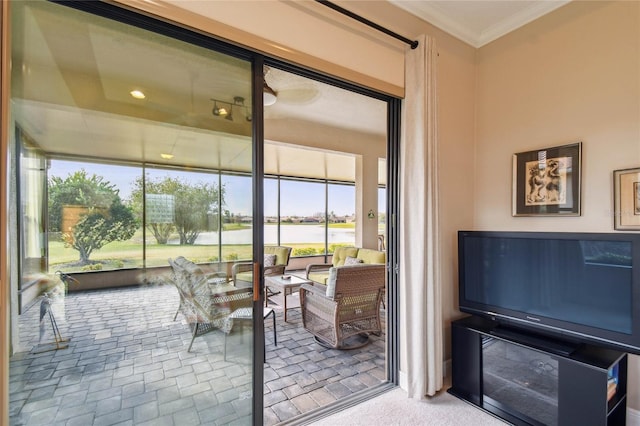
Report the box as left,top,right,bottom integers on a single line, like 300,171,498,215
315,0,419,49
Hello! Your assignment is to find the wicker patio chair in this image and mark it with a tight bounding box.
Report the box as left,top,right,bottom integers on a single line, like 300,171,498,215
168,257,252,352
300,263,385,349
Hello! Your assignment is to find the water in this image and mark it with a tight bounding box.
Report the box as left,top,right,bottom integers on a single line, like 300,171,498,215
174,224,356,245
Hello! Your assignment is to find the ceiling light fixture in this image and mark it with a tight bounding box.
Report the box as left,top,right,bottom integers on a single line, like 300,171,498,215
130,89,146,99
161,136,178,160
211,97,252,122
212,101,229,117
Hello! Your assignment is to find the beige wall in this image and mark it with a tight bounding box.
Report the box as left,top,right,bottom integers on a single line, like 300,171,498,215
474,0,640,411
432,30,477,361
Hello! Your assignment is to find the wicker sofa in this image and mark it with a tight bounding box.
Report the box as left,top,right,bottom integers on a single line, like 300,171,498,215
305,246,386,284
232,246,292,288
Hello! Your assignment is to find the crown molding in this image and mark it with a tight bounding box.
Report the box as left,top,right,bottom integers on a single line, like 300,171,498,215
477,1,570,47
390,1,571,48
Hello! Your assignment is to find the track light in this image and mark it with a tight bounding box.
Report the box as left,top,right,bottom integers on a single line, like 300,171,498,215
212,101,229,117
130,89,146,99
211,97,252,122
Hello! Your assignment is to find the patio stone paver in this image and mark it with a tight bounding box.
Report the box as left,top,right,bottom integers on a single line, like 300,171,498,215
9,282,386,425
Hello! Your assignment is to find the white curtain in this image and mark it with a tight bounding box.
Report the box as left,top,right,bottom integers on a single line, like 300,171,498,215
399,34,443,398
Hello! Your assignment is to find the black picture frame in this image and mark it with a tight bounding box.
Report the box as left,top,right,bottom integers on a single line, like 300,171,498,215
512,142,582,216
613,167,640,230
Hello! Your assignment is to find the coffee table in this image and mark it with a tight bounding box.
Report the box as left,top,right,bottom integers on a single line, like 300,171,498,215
264,275,311,322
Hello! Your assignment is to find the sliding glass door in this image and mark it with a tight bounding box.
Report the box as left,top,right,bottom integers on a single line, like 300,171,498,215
9,1,262,424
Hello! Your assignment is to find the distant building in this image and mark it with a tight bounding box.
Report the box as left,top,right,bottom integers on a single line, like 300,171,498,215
302,217,321,223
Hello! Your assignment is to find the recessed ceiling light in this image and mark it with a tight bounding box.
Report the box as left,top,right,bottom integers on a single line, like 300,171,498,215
130,90,146,99
160,153,174,159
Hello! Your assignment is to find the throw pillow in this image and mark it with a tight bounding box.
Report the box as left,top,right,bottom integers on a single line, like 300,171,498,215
264,254,277,267
344,256,363,265
325,267,339,298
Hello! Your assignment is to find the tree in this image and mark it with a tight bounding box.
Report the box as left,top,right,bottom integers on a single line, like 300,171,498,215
49,170,119,232
65,203,137,264
130,175,225,245
48,170,138,264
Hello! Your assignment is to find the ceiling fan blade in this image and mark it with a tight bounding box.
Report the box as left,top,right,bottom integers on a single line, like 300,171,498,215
276,87,320,104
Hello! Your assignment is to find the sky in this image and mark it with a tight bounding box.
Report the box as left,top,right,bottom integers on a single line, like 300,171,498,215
49,159,385,217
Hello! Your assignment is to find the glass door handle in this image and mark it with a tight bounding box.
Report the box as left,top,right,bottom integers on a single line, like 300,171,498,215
253,262,260,301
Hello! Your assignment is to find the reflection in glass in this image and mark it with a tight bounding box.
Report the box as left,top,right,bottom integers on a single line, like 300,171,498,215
18,132,48,311
47,159,142,272
483,337,559,426
10,1,254,424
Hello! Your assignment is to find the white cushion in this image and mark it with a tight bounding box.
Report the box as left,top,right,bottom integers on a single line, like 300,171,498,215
264,254,277,267
325,267,338,298
344,256,363,265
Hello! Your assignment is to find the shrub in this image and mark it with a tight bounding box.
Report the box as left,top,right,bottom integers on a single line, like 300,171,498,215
225,252,239,261
293,247,317,256
328,243,348,254
81,263,103,271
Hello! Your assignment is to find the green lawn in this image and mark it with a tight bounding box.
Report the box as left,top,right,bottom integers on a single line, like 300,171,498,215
48,222,383,273
49,228,350,272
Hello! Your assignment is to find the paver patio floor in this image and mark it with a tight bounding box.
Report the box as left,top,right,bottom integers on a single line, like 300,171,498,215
9,283,386,425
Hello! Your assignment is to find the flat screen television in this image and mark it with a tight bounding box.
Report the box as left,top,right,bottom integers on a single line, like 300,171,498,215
458,230,640,355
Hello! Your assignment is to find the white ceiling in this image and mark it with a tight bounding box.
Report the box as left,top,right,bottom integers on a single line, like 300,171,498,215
390,0,571,47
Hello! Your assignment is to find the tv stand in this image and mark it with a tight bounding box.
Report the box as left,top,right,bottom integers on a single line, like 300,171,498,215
490,326,578,357
449,316,628,425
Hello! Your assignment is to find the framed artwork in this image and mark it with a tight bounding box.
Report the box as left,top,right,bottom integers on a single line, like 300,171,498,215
512,142,582,216
613,167,640,230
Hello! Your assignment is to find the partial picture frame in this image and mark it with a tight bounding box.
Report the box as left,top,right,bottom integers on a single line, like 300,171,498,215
512,142,582,216
613,167,640,230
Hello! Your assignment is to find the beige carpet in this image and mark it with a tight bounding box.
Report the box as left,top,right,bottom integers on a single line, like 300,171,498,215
310,387,507,426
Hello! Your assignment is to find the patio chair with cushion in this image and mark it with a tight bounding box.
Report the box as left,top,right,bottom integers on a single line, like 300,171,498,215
232,246,292,289
305,246,385,284
300,263,385,349
168,257,251,351
169,256,230,321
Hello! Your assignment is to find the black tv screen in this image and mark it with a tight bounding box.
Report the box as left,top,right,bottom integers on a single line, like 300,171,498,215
458,231,640,354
